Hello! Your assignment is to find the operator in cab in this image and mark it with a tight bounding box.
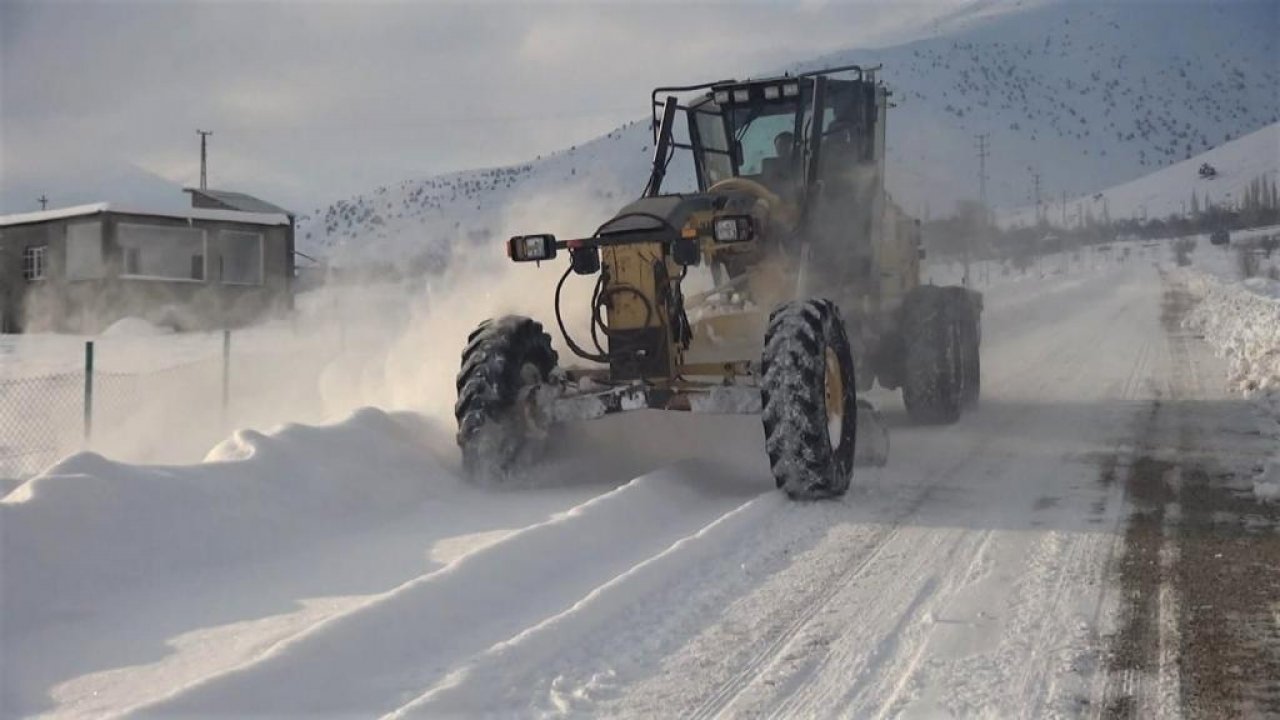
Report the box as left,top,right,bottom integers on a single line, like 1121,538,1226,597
761,130,798,202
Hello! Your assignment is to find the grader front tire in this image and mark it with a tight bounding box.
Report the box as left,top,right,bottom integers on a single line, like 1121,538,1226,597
760,299,858,500
455,316,559,481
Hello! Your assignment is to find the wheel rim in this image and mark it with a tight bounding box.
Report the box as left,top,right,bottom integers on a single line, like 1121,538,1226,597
824,346,845,448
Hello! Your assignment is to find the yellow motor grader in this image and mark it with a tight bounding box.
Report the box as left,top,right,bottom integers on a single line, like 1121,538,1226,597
455,65,982,499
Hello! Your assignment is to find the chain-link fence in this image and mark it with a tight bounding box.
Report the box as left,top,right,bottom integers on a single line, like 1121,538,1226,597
0,331,309,485
0,372,85,481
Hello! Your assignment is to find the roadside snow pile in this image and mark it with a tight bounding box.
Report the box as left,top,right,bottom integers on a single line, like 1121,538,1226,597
1242,276,1280,300
0,408,448,643
101,316,174,337
1182,270,1280,503
1183,272,1280,397
1255,461,1280,504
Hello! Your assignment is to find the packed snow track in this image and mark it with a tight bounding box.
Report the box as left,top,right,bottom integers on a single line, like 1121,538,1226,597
4,258,1277,718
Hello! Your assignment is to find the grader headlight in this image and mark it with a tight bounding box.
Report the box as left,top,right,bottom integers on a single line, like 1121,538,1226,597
508,234,558,262
712,215,755,244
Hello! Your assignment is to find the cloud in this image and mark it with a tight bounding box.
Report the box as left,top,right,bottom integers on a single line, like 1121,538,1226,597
1,0,974,214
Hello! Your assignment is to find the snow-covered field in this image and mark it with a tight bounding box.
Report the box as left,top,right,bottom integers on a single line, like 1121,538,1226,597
6,251,1277,717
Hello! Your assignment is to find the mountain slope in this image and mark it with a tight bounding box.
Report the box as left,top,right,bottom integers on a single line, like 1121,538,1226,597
825,0,1277,213
1002,121,1279,226
297,0,1278,264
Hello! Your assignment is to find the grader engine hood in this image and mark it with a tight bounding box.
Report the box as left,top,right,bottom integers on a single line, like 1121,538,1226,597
595,192,759,238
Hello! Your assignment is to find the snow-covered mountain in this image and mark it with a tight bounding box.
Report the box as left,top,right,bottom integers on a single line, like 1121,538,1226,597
823,0,1277,213
296,120,663,268
1003,121,1279,227
298,0,1278,265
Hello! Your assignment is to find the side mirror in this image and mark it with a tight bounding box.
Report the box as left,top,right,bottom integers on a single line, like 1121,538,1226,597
508,234,558,262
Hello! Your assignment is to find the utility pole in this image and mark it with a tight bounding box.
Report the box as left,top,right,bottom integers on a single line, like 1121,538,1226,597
37,195,48,210
976,134,990,217
197,129,213,190
968,134,990,289
1032,172,1042,225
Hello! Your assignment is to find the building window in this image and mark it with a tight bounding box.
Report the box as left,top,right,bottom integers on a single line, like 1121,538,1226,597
23,245,47,280
118,223,206,282
66,222,105,280
220,230,264,285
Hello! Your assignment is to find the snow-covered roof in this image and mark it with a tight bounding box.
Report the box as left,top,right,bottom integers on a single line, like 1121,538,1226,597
0,202,292,228
184,188,294,216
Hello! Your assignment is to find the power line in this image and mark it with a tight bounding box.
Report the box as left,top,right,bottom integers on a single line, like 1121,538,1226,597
210,108,643,135
197,129,213,190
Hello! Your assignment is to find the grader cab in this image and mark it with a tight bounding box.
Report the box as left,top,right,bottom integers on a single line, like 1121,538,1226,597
456,65,982,499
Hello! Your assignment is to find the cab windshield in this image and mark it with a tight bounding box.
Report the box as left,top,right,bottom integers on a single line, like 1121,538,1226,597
733,106,799,176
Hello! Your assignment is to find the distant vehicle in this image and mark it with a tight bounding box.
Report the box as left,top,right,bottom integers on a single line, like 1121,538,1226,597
1209,228,1230,246
1198,162,1218,179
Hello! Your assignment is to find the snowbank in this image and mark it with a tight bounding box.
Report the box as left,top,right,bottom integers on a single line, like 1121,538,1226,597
0,408,450,641
1254,461,1280,504
1242,276,1280,300
101,316,174,337
1183,272,1280,396
1181,270,1280,503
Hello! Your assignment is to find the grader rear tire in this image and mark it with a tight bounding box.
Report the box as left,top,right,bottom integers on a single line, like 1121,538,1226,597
901,287,962,425
958,296,981,409
455,316,558,481
760,299,858,500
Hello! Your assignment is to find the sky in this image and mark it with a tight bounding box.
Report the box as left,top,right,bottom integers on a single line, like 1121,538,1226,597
0,0,978,214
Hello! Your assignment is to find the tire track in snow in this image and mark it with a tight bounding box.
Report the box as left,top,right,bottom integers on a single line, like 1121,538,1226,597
388,268,1145,719
384,491,791,717
657,283,1119,719
1011,527,1104,717
682,437,1026,719
684,520,911,720
802,529,997,720
703,270,1153,719
1005,308,1151,718
127,461,763,718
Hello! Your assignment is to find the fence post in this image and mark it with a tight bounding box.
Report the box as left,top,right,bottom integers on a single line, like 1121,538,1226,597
221,329,231,426
83,341,94,445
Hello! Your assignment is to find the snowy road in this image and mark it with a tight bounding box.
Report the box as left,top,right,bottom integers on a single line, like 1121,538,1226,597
4,258,1277,718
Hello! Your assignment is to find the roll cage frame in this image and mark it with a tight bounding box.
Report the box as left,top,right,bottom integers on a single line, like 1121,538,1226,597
644,63,875,202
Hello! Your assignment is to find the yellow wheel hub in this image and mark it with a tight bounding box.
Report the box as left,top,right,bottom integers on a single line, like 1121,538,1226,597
825,346,845,447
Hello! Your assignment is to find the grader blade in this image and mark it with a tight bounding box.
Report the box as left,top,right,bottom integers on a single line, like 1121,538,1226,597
854,399,889,468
